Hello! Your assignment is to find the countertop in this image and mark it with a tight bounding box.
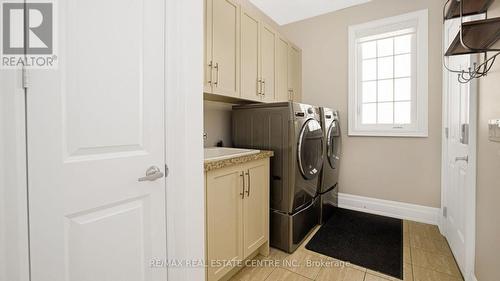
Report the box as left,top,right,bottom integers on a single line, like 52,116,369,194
204,150,274,172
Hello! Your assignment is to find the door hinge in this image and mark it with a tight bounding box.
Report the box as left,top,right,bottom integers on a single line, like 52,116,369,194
445,127,449,139
22,67,30,89
443,206,447,218
164,164,169,178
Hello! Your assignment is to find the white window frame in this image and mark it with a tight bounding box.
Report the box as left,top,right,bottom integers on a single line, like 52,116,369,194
348,10,428,137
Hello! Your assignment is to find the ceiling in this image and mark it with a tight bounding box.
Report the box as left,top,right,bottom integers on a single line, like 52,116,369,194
248,0,372,25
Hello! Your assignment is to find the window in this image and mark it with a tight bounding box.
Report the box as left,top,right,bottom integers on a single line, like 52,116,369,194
348,10,428,137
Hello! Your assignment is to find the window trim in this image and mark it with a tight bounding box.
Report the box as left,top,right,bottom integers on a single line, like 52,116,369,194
348,9,428,137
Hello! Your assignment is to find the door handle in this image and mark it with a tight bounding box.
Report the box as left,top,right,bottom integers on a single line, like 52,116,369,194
240,171,245,199
207,61,213,85
455,156,469,163
138,166,164,182
214,63,219,87
245,171,250,197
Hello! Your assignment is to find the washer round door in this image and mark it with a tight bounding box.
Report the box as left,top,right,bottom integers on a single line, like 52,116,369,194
298,119,324,180
327,120,340,169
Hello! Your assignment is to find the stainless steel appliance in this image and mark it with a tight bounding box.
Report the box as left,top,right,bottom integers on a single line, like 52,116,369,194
232,102,324,253
318,108,340,224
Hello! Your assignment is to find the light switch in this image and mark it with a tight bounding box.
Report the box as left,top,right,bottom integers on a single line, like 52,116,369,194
488,119,500,142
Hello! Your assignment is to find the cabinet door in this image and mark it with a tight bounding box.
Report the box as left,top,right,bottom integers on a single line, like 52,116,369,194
276,36,289,102
242,159,269,257
260,25,276,102
240,11,260,101
288,45,302,102
212,0,240,98
204,0,214,93
206,166,244,281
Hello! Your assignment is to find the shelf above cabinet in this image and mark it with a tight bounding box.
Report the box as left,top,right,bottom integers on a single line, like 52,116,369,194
444,0,494,20
445,17,500,56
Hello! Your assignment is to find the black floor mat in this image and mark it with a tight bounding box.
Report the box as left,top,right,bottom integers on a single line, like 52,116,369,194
305,208,403,279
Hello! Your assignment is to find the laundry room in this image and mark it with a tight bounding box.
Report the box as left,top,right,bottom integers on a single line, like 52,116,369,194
2,0,500,281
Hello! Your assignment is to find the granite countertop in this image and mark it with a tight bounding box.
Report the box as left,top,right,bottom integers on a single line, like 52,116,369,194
204,150,274,172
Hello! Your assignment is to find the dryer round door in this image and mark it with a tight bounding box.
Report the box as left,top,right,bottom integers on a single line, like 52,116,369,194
298,119,324,180
327,120,340,169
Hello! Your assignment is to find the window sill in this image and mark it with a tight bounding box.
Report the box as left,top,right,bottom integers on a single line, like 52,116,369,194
348,130,428,138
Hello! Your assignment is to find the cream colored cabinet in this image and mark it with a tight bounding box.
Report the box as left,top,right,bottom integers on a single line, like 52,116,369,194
240,12,276,102
288,44,302,102
206,166,244,281
259,24,277,102
205,0,240,97
204,0,301,103
205,159,270,281
276,35,289,102
242,160,269,257
240,11,260,101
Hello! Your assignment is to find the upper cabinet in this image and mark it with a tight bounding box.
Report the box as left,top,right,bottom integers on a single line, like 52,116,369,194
275,35,290,102
259,24,277,103
240,10,260,101
205,0,240,98
288,44,302,102
204,0,302,103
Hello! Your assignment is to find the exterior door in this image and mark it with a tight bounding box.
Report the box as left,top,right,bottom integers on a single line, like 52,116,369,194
240,10,260,101
26,0,167,280
211,0,240,97
243,160,269,257
443,18,478,278
260,24,276,102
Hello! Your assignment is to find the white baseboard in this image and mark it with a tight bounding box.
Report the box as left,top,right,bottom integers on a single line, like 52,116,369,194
338,193,440,225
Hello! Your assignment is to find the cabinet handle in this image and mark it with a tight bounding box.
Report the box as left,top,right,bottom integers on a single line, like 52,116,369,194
214,63,219,87
262,79,266,96
257,79,262,96
207,61,213,84
240,171,245,199
245,171,250,197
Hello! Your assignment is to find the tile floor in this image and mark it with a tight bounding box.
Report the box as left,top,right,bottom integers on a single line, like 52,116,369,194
230,220,464,281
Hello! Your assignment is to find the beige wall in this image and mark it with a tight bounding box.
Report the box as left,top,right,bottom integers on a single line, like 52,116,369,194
204,101,233,147
475,2,500,281
281,0,443,207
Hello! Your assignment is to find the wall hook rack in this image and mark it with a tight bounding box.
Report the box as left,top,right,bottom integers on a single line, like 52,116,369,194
443,0,500,83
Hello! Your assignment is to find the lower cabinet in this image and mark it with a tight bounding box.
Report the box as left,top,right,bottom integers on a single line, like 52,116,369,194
205,158,270,281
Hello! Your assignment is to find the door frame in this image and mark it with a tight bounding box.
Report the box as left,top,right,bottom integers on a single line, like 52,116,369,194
440,17,480,281
165,1,205,281
0,71,31,281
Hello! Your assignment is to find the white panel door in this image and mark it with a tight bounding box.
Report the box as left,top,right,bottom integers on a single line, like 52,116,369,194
26,0,167,280
443,17,478,277
445,52,469,273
